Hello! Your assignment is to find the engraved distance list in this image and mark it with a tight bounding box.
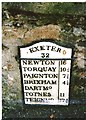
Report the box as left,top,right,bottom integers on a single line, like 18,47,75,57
20,42,72,105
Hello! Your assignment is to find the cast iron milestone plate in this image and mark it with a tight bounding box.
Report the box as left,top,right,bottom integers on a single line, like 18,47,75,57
19,41,72,105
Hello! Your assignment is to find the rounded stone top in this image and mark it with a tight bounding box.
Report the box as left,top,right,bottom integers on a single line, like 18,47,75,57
23,24,61,44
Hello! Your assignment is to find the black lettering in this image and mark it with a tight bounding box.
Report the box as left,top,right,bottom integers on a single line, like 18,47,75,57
23,67,27,72
22,60,33,65
60,93,65,97
46,45,51,50
29,92,33,96
34,60,39,65
56,48,61,52
43,86,49,90
43,92,48,96
24,80,29,84
48,92,51,97
50,61,55,65
60,60,66,65
29,46,39,53
34,46,40,52
25,98,29,102
22,60,27,65
27,67,32,71
23,74,58,78
40,46,45,50
28,60,33,65
28,45,62,53
23,74,31,78
35,92,42,96
29,47,34,53
51,46,57,51
52,80,57,84
25,86,29,90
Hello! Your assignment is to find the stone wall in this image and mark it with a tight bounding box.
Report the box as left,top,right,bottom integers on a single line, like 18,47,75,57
2,24,61,104
2,8,86,118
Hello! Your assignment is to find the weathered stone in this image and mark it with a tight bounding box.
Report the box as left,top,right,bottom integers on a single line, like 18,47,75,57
73,27,84,36
7,74,14,86
23,24,61,44
77,53,85,68
75,42,85,69
3,26,27,40
3,64,13,71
